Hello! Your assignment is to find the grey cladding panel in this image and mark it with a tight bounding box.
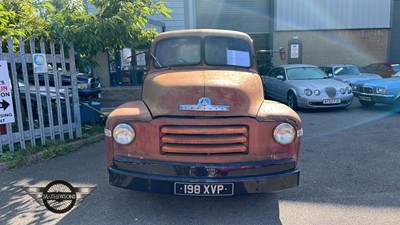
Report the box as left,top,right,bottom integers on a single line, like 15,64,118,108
389,0,400,61
195,0,272,33
276,0,391,31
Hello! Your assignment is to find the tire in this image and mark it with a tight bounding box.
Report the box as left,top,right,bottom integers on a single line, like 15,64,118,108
394,98,400,112
359,99,376,107
287,92,298,110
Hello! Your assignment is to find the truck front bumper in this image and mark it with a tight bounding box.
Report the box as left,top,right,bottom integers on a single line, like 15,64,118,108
108,156,300,195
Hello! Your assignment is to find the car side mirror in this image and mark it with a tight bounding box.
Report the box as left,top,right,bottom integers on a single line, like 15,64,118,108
328,73,334,78
276,75,285,80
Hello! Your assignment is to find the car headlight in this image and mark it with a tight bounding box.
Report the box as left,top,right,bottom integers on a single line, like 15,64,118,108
346,86,352,94
314,89,320,96
304,89,312,96
273,123,296,145
351,85,358,91
113,124,135,145
340,88,346,94
78,83,89,89
376,87,387,95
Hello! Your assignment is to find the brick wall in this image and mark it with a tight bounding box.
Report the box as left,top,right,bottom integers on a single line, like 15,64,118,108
273,29,389,67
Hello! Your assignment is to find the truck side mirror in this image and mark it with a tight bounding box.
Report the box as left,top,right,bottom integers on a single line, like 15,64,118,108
256,47,286,61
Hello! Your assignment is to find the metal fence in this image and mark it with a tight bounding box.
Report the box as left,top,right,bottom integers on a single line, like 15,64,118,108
0,36,82,153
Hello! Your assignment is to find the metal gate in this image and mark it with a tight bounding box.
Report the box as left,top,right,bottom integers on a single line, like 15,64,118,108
0,36,82,153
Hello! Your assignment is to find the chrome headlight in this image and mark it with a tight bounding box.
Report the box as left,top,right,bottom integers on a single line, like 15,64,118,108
78,83,89,89
273,123,296,145
346,86,352,94
314,89,320,96
376,87,387,95
304,89,312,96
340,88,346,94
113,124,135,145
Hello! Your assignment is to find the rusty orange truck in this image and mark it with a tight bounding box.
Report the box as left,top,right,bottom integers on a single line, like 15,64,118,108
105,29,303,196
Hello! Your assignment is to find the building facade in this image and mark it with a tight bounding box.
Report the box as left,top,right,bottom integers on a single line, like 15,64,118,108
153,0,396,66
92,0,399,87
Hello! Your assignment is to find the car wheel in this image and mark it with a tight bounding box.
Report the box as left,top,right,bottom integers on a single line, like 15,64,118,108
359,100,376,107
394,98,400,112
287,92,298,110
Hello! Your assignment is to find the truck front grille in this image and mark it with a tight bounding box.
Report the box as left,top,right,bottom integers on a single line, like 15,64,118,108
160,125,248,155
89,77,101,88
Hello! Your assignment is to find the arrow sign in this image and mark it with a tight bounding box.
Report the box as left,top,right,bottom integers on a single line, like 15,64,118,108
0,60,15,124
0,99,10,110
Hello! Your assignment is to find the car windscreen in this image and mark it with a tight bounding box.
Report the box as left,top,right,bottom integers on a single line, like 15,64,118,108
204,36,251,68
287,67,329,80
154,37,201,68
391,64,400,72
333,66,360,75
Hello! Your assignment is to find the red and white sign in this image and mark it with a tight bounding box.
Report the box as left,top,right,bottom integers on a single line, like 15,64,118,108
0,60,15,124
290,44,299,59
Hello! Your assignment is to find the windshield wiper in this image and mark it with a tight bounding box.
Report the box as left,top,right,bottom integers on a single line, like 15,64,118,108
149,52,170,69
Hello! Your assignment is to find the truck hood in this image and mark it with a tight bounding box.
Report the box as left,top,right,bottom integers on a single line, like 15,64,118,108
142,69,264,117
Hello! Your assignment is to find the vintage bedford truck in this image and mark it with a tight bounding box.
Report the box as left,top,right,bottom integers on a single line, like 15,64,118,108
105,29,303,196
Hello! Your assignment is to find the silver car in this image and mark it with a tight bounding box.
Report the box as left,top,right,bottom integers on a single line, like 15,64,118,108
319,64,382,84
262,64,353,109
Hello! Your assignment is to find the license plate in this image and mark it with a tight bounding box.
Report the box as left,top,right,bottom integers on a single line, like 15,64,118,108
174,182,234,196
359,96,371,101
323,99,341,104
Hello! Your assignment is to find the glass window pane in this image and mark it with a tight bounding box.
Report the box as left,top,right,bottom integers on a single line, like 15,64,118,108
205,36,251,68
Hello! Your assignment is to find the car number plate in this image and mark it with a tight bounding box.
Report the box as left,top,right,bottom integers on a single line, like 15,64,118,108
323,99,341,104
359,96,371,101
174,182,234,196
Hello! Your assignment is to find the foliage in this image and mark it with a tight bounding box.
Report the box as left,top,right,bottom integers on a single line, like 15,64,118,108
1,0,171,68
0,123,105,168
51,0,171,67
0,0,56,42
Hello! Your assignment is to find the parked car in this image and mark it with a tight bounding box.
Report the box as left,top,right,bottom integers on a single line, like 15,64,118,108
28,72,101,100
17,80,72,124
350,72,400,107
319,64,381,84
361,63,400,78
262,64,353,109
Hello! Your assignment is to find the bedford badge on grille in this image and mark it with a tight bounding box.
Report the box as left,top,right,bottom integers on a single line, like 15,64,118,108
179,97,230,111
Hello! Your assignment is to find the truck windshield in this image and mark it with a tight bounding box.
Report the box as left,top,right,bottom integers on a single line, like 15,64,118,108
204,36,251,68
154,37,201,68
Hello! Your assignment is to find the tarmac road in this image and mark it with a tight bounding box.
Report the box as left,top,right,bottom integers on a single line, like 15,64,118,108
0,100,399,225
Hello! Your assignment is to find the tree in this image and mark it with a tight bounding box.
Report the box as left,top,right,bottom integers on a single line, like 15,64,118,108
0,0,56,41
51,0,171,67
